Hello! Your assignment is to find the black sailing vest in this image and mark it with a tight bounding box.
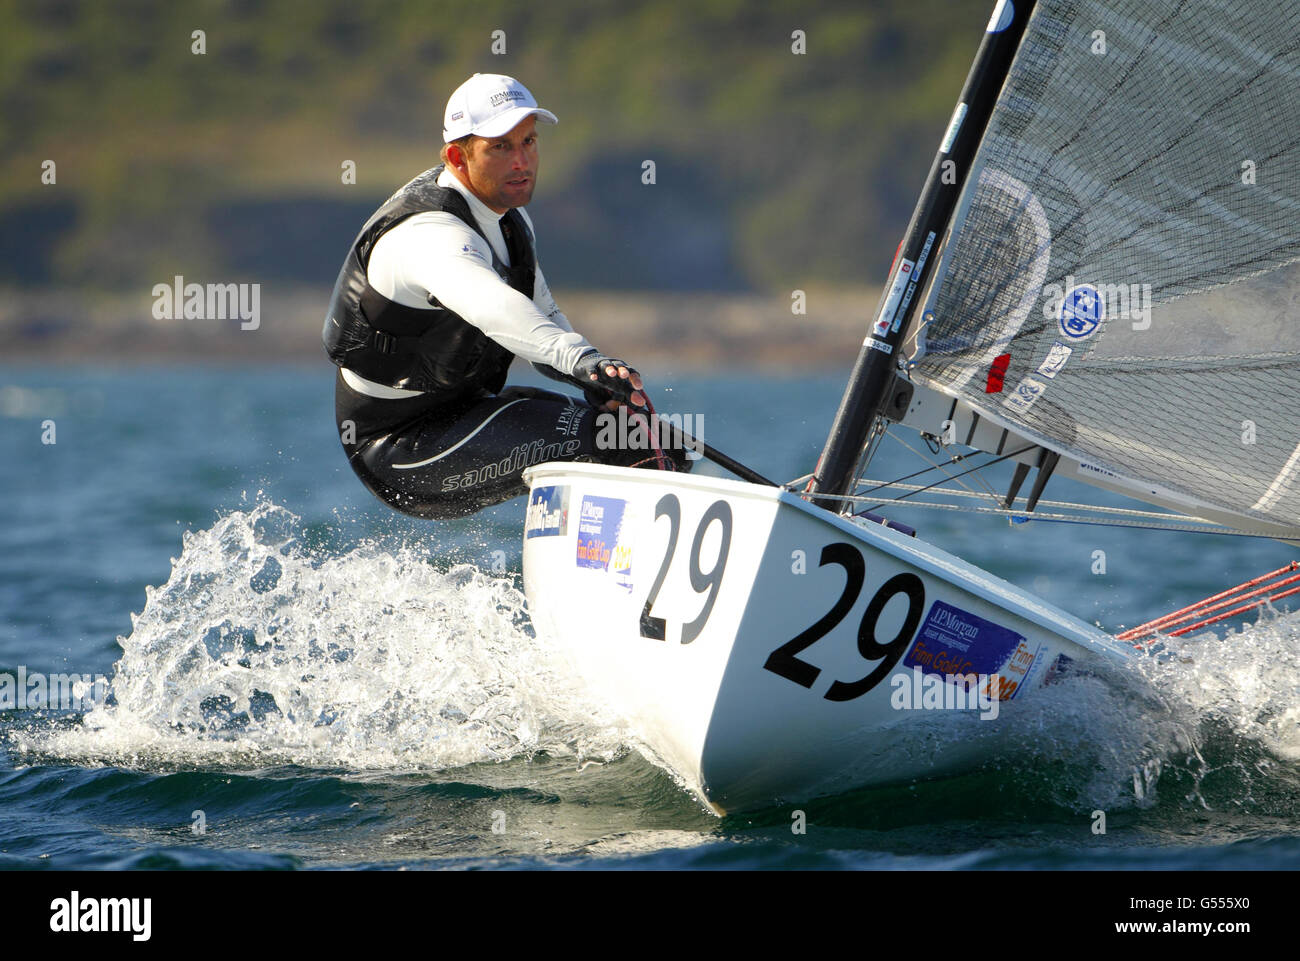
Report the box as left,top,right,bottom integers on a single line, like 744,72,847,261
322,165,536,399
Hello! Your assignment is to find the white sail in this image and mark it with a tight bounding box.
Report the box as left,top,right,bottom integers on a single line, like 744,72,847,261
903,0,1300,540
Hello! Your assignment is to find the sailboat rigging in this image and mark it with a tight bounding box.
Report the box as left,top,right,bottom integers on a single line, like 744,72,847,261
810,0,1300,544
518,0,1300,813
807,0,1038,511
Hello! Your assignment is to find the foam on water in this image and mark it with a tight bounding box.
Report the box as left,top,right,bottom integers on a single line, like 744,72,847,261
810,658,1198,813
929,605,1300,813
18,502,632,772
1121,608,1300,813
1136,610,1300,761
13,500,1300,818
969,604,1300,813
752,611,1300,815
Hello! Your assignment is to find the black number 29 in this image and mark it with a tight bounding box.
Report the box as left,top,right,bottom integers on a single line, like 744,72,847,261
640,495,732,644
764,542,925,702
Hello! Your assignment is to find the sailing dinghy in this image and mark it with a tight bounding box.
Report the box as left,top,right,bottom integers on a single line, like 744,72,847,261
522,0,1300,814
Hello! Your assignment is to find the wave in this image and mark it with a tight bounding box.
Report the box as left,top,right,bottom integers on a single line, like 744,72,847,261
13,501,1300,820
16,501,632,773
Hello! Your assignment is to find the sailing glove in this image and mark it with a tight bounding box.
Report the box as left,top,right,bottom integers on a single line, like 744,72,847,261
571,351,645,407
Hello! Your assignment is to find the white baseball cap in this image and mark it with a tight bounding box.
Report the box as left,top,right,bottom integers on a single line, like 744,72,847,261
442,73,558,142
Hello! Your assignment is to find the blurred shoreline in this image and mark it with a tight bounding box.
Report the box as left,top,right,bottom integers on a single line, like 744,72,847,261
1,286,882,370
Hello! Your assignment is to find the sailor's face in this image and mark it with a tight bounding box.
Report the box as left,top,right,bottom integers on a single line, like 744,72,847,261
463,116,539,213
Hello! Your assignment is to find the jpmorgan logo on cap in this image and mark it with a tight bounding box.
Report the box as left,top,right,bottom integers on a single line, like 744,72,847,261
489,89,526,107
443,73,558,142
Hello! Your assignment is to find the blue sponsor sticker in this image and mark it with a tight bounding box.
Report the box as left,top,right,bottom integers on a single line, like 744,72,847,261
525,485,569,539
1059,284,1104,340
903,600,1025,678
575,495,627,571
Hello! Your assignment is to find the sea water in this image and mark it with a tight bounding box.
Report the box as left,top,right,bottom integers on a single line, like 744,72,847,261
1,365,1298,869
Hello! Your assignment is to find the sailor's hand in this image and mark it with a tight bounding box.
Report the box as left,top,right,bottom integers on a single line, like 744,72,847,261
573,352,646,408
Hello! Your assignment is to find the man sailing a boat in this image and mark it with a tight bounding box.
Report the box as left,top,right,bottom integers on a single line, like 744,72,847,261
324,73,688,518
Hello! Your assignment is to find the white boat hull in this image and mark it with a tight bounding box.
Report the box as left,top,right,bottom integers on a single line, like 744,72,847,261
521,463,1133,814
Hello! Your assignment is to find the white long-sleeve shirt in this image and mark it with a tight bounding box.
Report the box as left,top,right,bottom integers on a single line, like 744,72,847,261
342,167,593,399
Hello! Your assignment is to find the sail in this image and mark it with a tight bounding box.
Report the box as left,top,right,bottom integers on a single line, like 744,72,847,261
908,0,1300,538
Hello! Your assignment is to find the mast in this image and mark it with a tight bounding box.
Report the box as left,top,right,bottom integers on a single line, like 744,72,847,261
807,0,1037,511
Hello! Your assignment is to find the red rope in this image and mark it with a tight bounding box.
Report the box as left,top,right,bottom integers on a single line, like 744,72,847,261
624,394,672,471
1118,561,1300,646
1167,582,1300,637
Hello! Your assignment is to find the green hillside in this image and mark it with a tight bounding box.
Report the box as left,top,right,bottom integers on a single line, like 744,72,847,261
0,0,990,292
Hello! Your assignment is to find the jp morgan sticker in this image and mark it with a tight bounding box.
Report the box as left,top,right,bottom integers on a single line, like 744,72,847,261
1059,284,1104,340
525,485,569,538
904,600,1025,678
575,495,627,571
